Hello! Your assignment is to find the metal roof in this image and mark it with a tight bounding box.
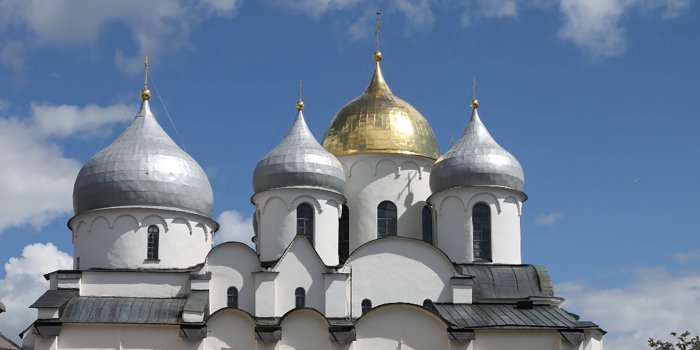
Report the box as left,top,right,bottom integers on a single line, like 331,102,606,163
434,304,594,329
253,110,346,194
30,289,78,308
458,264,554,300
431,108,524,193
61,297,186,324
73,100,214,217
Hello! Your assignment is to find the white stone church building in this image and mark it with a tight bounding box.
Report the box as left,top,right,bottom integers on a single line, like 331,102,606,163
21,49,604,350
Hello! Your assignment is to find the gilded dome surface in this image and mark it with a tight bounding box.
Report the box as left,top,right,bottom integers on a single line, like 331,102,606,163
253,109,346,194
430,108,524,193
73,100,214,217
322,54,440,159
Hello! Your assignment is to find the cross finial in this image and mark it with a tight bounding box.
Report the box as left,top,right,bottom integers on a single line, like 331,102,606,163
140,53,151,101
470,77,479,109
375,12,382,53
472,77,477,99
296,80,304,111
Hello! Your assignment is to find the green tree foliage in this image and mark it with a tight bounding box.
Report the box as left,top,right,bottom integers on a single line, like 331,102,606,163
648,332,700,350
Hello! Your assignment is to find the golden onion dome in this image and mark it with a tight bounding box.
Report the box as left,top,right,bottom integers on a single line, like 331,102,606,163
322,52,440,159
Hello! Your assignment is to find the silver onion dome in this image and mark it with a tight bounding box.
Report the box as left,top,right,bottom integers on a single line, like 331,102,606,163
430,107,524,193
253,108,346,194
73,100,214,217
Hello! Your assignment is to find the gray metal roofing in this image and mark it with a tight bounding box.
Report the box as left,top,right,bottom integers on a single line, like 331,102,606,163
73,100,214,217
61,297,186,324
434,304,593,329
253,110,346,194
458,264,554,300
30,289,78,308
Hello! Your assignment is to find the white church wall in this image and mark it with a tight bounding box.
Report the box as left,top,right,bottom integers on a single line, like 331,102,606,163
58,324,198,350
338,154,434,251
207,309,257,350
354,304,449,350
346,238,454,316
472,330,559,350
254,270,278,317
207,242,260,314
583,331,604,350
429,187,524,264
324,272,349,317
279,310,331,350
70,208,216,270
274,237,325,315
81,271,189,297
253,188,344,266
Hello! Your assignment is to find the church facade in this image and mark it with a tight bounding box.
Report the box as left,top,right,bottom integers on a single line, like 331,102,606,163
21,50,605,350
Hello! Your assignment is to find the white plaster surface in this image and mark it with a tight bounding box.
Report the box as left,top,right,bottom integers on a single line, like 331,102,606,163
346,237,455,316
207,242,260,314
338,154,434,251
354,304,449,350
253,188,344,265
80,271,189,297
71,207,216,270
429,187,524,264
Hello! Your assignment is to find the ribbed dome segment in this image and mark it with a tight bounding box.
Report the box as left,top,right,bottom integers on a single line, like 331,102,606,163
253,109,346,194
73,100,214,217
430,108,524,193
322,55,440,159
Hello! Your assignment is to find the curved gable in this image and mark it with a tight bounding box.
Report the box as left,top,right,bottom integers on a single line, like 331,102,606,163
206,242,260,314
345,237,457,316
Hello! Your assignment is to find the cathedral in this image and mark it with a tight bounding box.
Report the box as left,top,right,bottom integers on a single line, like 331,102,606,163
21,47,605,349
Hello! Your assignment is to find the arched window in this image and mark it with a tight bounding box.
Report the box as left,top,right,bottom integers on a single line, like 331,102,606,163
295,287,306,308
297,203,314,245
361,299,372,315
147,225,159,260
472,203,492,261
423,299,433,308
422,205,433,244
339,205,350,262
377,201,397,238
227,287,238,308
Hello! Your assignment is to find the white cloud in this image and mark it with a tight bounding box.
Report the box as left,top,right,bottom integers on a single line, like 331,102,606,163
557,0,628,59
0,102,133,233
267,0,434,40
30,103,134,138
673,250,700,263
535,212,564,226
0,243,73,344
557,0,690,59
265,0,361,19
0,0,241,74
214,210,255,247
558,269,700,350
460,0,519,26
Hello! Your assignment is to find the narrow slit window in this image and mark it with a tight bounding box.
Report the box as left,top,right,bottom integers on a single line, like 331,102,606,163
361,299,372,315
339,205,350,262
147,225,159,260
297,203,314,245
377,201,397,238
227,287,238,308
295,287,306,308
422,205,433,244
472,203,492,261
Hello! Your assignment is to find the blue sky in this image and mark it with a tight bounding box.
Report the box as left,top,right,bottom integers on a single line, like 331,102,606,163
0,0,698,348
